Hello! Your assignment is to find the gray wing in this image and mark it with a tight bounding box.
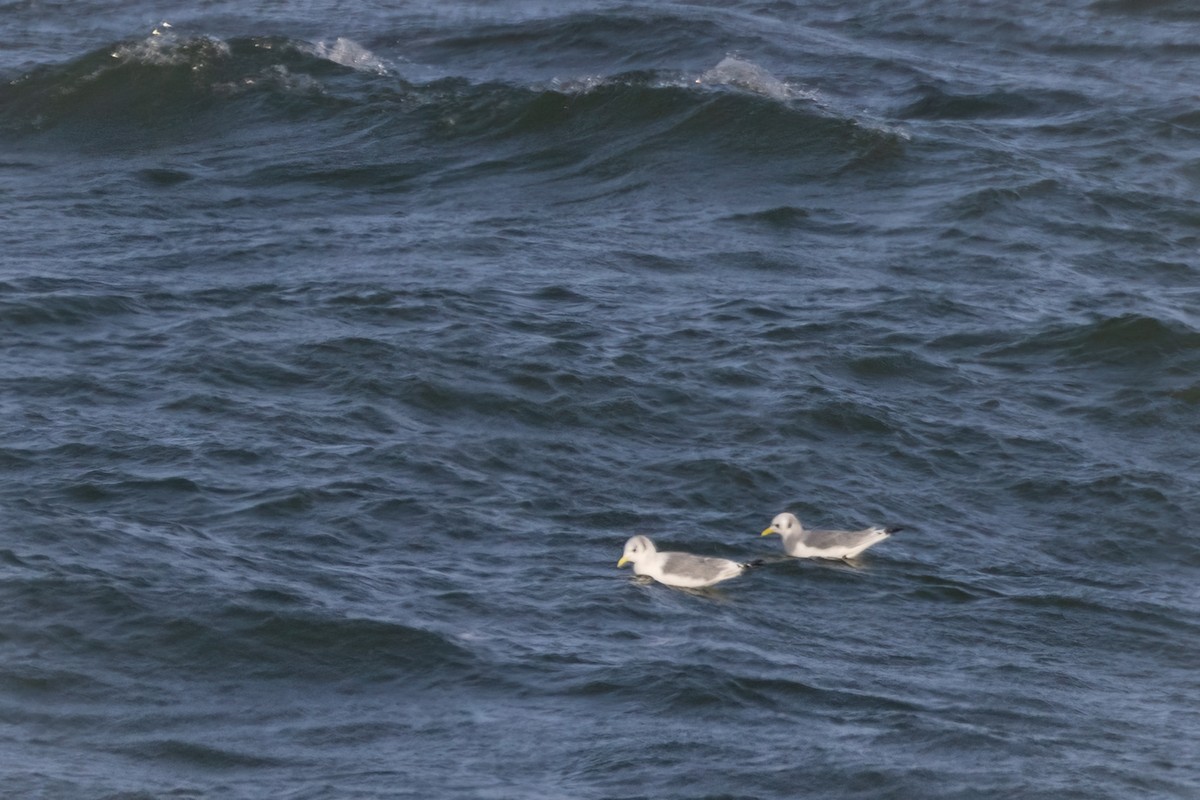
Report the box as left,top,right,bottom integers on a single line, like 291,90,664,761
803,527,878,549
660,552,739,582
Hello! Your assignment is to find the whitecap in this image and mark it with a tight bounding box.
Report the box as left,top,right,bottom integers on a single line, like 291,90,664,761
547,75,607,95
108,22,231,69
313,37,389,75
698,55,818,103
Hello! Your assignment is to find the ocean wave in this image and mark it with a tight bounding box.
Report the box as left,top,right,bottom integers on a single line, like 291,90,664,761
5,567,480,683
1090,0,1200,21
404,69,898,186
900,83,1088,120
0,27,387,136
0,30,902,182
563,659,817,710
986,313,1200,369
114,738,289,769
0,283,143,328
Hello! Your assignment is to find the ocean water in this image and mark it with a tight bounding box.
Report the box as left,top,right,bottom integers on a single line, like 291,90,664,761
2,1,1199,798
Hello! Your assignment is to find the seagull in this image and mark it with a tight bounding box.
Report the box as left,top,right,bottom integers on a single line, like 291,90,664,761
761,512,900,559
617,535,757,589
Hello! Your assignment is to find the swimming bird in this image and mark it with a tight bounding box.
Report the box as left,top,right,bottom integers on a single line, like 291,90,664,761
761,512,899,560
617,535,756,589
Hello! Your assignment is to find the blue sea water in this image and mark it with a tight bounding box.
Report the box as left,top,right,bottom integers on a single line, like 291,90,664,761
1,2,1198,798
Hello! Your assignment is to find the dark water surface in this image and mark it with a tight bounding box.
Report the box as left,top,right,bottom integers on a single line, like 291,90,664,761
2,1,1198,798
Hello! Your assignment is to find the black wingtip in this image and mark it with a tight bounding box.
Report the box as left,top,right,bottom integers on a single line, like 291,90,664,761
742,559,766,569
886,526,904,535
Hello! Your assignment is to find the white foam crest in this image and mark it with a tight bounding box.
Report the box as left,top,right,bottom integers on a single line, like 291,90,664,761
855,118,913,142
546,75,607,95
313,37,389,75
697,56,818,103
212,64,324,97
108,21,231,68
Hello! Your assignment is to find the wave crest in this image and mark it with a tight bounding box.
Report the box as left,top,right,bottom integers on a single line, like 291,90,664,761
697,55,817,103
0,26,388,135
